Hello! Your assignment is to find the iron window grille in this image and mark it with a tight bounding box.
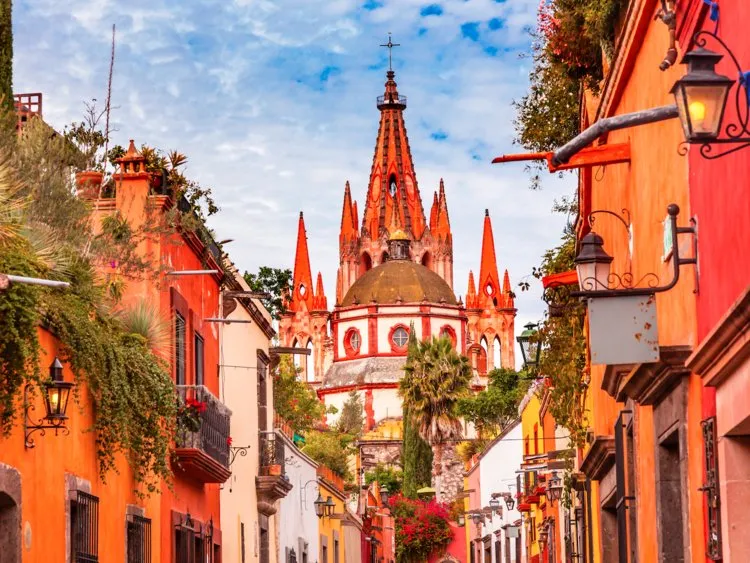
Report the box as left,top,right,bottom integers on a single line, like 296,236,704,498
194,333,204,386
614,410,635,563
127,514,152,563
175,313,186,385
174,515,214,563
701,417,722,560
71,491,99,563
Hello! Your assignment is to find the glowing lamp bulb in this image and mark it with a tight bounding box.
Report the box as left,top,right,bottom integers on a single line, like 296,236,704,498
49,390,60,411
688,100,706,122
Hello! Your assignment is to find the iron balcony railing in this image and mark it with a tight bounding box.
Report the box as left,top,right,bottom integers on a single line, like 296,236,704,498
376,94,407,108
176,385,232,468
259,431,285,476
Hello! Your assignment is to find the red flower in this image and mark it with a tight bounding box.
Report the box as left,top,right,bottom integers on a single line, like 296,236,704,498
227,436,233,446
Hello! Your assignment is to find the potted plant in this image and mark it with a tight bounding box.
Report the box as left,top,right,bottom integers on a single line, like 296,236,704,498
177,397,207,433
66,101,108,200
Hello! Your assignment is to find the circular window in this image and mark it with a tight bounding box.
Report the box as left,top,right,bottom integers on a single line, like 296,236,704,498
344,328,362,357
391,327,409,348
486,284,494,296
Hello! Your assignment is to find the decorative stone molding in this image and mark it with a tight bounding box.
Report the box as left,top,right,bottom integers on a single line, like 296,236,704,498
255,475,293,516
618,345,692,406
579,436,615,481
601,363,635,400
687,287,750,387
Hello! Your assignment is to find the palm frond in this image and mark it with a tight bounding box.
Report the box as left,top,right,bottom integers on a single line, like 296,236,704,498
0,153,28,245
116,299,172,356
19,222,73,276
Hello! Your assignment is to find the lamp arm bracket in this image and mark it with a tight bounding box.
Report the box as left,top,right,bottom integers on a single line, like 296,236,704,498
572,204,697,298
23,384,70,449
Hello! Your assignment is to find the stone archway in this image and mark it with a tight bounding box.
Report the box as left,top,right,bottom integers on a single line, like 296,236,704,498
0,463,22,562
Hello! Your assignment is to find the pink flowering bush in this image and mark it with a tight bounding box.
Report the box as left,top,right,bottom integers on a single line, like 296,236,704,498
389,494,454,562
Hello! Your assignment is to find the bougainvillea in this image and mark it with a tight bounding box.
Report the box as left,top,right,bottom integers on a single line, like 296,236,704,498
389,494,454,562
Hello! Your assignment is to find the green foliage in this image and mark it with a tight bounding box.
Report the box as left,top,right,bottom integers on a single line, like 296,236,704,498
456,367,529,437
400,334,472,447
272,355,328,434
302,429,352,481
365,463,403,494
243,266,293,320
65,101,107,171
336,390,364,436
514,0,627,187
402,406,433,499
0,0,12,114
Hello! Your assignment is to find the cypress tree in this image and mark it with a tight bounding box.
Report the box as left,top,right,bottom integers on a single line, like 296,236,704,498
400,322,433,498
402,405,433,498
0,0,12,112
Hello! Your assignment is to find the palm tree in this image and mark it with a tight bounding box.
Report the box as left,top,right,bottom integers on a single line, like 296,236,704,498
399,326,472,500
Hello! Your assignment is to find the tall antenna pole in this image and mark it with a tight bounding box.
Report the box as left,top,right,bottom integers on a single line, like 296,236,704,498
100,23,116,198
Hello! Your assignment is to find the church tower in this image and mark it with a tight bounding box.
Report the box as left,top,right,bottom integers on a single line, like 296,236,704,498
336,68,454,302
465,210,516,375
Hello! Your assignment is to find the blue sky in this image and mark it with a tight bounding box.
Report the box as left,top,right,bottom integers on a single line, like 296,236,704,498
14,0,574,341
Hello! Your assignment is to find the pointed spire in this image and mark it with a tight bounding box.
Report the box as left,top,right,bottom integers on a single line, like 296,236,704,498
434,179,451,239
352,200,359,232
429,191,439,231
502,269,514,308
466,270,477,308
340,182,357,244
290,211,314,312
478,209,501,306
313,272,328,310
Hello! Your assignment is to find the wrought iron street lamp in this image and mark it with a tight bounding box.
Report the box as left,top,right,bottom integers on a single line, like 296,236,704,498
517,323,541,369
546,471,563,503
504,493,515,511
489,497,502,515
574,233,613,293
325,496,336,517
314,492,326,518
671,31,750,159
24,357,75,448
379,484,390,505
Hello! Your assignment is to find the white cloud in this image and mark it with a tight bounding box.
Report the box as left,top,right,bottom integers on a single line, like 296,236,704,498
13,0,572,341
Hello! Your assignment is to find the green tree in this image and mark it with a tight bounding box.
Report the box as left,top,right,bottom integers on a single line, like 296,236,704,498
400,406,433,498
456,367,529,438
399,328,471,492
365,463,403,494
0,0,12,113
336,390,364,437
302,429,352,481
272,355,327,434
243,266,293,320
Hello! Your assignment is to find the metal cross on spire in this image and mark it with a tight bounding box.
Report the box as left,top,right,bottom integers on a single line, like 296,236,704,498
380,32,401,71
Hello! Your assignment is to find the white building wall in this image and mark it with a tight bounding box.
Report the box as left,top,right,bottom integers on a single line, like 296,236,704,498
277,436,320,563
336,317,369,357
477,422,527,562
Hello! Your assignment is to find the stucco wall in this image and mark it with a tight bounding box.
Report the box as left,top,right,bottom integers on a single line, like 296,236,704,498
277,438,320,563
220,295,275,563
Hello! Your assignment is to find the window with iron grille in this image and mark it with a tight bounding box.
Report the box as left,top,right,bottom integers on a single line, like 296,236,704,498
701,417,722,560
175,518,213,563
194,333,204,386
71,491,99,563
127,515,152,563
175,313,186,385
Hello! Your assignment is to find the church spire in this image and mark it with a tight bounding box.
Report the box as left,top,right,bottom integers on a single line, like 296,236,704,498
433,179,451,240
340,181,357,244
477,209,501,306
361,55,427,242
290,211,314,312
313,272,328,310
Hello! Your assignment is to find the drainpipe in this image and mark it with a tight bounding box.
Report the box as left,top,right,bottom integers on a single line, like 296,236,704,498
551,105,679,167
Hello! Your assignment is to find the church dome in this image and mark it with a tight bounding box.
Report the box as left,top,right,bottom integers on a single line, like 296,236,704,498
341,260,457,307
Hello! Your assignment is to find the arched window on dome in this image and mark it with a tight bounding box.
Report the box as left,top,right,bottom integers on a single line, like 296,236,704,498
360,252,372,275
381,251,389,264
478,337,488,375
493,336,502,369
305,340,314,382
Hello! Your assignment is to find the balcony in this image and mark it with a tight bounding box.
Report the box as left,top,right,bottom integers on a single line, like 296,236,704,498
256,431,293,516
173,385,232,484
376,94,407,110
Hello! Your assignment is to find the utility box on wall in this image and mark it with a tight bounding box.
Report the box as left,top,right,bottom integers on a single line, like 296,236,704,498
587,295,659,365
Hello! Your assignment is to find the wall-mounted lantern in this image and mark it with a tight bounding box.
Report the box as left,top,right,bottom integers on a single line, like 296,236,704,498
24,357,75,448
504,493,515,511
546,471,563,503
489,497,503,516
325,496,336,517
572,204,696,299
672,31,750,159
314,492,326,519
379,484,390,506
517,323,541,370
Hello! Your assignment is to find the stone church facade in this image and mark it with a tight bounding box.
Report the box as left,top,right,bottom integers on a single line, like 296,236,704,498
279,68,517,501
